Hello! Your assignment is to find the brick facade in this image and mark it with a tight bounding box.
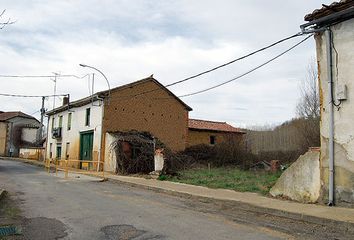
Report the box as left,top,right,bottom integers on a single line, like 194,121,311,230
187,129,243,147
101,78,191,158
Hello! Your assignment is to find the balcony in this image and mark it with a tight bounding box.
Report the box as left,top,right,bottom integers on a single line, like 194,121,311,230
52,127,62,139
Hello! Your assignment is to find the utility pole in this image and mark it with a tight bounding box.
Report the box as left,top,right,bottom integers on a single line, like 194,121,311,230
52,72,58,109
91,73,95,104
92,73,95,95
38,96,45,142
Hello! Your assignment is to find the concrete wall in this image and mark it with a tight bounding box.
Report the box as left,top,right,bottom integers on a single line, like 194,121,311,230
187,129,243,147
22,127,38,143
6,117,40,157
46,100,103,165
19,147,45,160
102,80,189,154
316,18,354,204
0,122,7,156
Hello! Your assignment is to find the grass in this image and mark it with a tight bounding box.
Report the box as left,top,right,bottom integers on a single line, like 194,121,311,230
165,167,282,195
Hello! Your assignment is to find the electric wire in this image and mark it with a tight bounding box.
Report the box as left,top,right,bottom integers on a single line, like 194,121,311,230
178,34,313,97
166,32,303,87
114,32,307,100
0,93,69,98
0,74,90,78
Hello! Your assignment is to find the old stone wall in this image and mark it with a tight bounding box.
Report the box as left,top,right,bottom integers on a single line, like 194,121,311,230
316,18,354,204
270,150,320,203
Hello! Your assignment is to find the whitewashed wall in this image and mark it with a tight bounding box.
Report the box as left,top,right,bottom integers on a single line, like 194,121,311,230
316,18,354,203
46,100,103,162
22,127,38,143
104,133,117,172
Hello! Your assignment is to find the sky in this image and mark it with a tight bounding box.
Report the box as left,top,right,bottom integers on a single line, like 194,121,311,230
0,0,332,128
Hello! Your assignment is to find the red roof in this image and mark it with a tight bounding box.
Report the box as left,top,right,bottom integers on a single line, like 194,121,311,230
188,119,245,133
304,0,354,21
0,111,38,122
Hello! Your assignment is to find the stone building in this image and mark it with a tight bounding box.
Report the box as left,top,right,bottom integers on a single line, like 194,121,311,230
187,119,245,147
0,111,41,157
302,0,354,204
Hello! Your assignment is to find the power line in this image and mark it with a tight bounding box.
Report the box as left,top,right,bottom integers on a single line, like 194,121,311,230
166,32,303,87
0,93,69,98
0,74,90,78
114,32,306,100
178,34,313,98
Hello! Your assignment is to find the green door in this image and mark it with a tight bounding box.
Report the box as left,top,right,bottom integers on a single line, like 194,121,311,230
56,144,62,160
80,131,94,168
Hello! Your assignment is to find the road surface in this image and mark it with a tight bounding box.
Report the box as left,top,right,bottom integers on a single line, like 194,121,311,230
0,159,350,240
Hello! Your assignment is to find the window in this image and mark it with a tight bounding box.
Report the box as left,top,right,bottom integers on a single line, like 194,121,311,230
56,144,62,160
49,143,53,158
59,115,63,128
65,142,70,159
67,113,72,131
210,135,216,145
51,117,55,130
85,108,91,126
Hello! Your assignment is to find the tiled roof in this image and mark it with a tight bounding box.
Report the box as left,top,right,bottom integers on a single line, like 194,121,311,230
188,119,245,133
0,111,37,121
46,76,192,115
304,0,354,21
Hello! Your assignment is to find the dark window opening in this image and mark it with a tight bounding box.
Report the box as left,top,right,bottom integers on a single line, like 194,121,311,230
210,136,216,145
67,113,72,130
85,108,91,126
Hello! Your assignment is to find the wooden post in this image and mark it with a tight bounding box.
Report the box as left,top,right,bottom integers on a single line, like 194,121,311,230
55,159,58,176
65,160,68,179
102,162,105,179
47,159,50,173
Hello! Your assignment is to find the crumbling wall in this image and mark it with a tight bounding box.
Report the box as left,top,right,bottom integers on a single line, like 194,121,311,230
315,18,354,204
270,150,320,203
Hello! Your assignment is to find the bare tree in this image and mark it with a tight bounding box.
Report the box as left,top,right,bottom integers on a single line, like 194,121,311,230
0,9,15,30
295,59,320,149
296,59,320,119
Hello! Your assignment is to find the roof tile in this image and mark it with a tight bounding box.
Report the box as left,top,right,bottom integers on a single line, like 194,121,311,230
188,119,244,133
0,111,37,121
304,0,354,21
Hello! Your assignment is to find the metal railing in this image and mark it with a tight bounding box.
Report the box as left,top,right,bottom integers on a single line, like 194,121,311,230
44,159,105,179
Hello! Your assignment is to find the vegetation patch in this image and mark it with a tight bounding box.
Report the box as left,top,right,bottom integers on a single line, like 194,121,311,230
166,167,282,195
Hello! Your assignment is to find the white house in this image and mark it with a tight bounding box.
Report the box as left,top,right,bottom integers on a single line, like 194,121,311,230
46,96,104,168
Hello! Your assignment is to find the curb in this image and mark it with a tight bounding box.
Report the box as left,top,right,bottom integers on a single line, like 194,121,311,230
106,177,354,231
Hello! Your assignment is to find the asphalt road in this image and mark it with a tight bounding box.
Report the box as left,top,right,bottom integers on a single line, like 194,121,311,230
0,159,293,240
0,159,351,240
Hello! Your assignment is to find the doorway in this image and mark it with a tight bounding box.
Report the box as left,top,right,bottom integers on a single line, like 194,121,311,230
79,131,94,169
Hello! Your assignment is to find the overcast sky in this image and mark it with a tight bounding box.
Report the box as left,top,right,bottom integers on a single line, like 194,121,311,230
0,0,331,127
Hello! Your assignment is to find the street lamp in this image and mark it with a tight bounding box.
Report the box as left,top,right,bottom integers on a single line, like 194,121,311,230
79,64,111,101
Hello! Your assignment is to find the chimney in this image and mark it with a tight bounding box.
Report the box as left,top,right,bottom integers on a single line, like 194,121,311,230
62,96,69,106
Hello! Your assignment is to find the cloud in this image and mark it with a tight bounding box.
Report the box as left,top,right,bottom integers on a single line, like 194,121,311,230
0,0,331,126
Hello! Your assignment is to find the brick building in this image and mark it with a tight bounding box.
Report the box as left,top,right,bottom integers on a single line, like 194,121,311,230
187,119,245,147
45,77,192,169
